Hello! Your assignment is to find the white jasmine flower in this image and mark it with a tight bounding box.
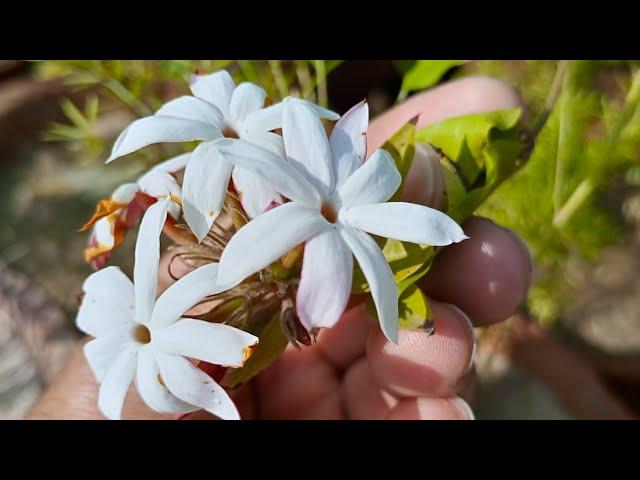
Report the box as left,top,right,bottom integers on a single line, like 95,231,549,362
83,153,189,269
215,99,467,343
106,70,338,242
77,198,258,420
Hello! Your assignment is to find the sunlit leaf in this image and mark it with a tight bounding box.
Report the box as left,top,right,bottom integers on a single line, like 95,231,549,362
417,108,527,223
221,314,288,389
365,283,434,335
399,60,467,99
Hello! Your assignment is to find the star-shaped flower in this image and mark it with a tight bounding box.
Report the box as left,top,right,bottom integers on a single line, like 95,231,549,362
214,99,467,343
107,70,338,242
77,198,258,420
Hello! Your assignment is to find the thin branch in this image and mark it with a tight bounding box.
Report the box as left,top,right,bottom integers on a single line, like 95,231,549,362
314,60,328,108
268,60,289,100
533,60,569,138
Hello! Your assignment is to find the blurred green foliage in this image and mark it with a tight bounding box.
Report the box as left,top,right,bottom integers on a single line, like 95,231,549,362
396,60,467,101
463,60,640,324
35,60,342,169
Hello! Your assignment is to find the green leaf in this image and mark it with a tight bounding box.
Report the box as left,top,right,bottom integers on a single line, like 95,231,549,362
352,239,434,294
365,284,433,334
61,98,90,130
398,284,433,331
399,60,467,98
417,108,527,223
382,119,416,201
221,314,289,389
85,95,99,123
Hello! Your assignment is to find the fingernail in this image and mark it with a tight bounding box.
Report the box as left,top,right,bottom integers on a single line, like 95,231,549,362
452,397,476,420
446,303,477,374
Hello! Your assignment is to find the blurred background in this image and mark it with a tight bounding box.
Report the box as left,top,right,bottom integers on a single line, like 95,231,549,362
0,60,639,419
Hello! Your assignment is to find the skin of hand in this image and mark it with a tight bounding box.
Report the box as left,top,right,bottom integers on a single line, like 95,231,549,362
27,76,532,420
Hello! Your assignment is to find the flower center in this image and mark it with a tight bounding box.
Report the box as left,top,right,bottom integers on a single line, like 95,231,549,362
132,324,151,344
222,125,239,139
320,202,338,223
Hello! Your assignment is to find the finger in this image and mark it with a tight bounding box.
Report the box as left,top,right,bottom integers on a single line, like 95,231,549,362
342,356,398,419
315,302,372,370
386,396,475,420
157,247,190,294
366,300,476,398
254,344,342,419
420,216,533,327
26,341,172,420
367,75,525,153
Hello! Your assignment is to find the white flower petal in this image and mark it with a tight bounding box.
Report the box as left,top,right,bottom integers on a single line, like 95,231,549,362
134,199,170,325
243,99,339,134
330,100,369,188
137,169,182,221
111,183,140,203
98,344,139,420
241,130,285,157
283,97,335,196
338,149,401,208
217,202,329,289
84,330,132,382
182,141,233,243
156,96,224,127
151,263,224,328
214,138,320,207
341,202,468,246
338,225,398,344
135,345,197,414
154,319,258,367
82,266,135,310
296,229,353,331
150,152,191,174
190,70,235,117
232,166,283,219
229,82,267,126
155,352,240,420
77,266,135,337
138,171,181,200
91,216,116,250
107,116,217,163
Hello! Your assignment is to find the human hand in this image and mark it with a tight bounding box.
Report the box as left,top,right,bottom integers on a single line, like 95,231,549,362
27,76,532,420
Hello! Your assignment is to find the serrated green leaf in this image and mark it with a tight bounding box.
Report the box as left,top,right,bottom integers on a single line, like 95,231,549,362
417,108,527,223
221,314,288,389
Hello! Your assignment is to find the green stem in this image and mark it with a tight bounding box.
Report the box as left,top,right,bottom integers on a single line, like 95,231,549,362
553,178,595,228
268,60,289,100
314,60,328,108
551,60,571,214
553,64,640,227
295,61,316,102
